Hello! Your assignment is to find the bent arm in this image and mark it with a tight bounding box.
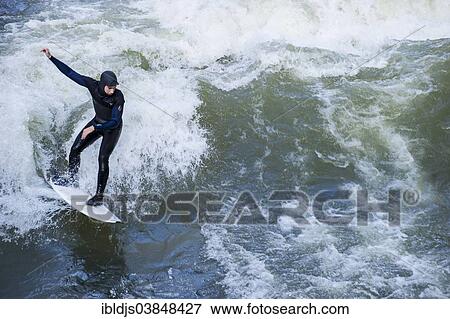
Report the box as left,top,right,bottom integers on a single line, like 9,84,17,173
94,101,124,131
49,56,92,87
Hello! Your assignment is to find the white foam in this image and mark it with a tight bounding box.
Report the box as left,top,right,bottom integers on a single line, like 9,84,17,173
0,1,209,236
202,225,277,298
125,0,450,90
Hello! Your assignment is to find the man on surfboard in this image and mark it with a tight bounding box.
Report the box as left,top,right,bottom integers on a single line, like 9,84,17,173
41,48,124,206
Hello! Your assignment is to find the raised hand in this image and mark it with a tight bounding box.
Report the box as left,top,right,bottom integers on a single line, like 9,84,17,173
40,48,52,58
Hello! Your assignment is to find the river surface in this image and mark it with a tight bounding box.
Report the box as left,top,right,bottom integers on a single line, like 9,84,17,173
0,0,449,298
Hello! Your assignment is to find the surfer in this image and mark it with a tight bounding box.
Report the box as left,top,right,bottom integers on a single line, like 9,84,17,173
41,48,124,206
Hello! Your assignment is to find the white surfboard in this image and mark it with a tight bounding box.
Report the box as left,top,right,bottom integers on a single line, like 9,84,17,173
49,181,122,223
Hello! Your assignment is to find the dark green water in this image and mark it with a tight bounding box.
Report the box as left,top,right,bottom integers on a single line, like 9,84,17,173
0,0,449,298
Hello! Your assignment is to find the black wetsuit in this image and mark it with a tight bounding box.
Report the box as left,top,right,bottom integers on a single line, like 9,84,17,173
49,56,124,196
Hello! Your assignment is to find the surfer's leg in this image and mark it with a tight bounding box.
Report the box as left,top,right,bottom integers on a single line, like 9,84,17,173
95,124,122,195
68,119,101,180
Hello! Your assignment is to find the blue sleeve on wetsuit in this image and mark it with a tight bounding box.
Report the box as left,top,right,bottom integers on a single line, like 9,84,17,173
49,56,90,87
93,102,124,131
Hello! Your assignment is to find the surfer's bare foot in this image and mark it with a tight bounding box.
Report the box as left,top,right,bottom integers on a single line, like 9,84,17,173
87,194,104,206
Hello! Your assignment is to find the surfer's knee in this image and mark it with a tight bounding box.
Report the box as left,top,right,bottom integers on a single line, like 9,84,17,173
69,150,80,164
69,142,83,158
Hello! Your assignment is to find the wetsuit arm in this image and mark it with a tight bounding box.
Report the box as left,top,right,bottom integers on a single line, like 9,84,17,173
93,100,124,131
49,56,93,87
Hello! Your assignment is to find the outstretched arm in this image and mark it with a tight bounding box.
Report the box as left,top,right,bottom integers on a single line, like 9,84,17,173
41,48,93,87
